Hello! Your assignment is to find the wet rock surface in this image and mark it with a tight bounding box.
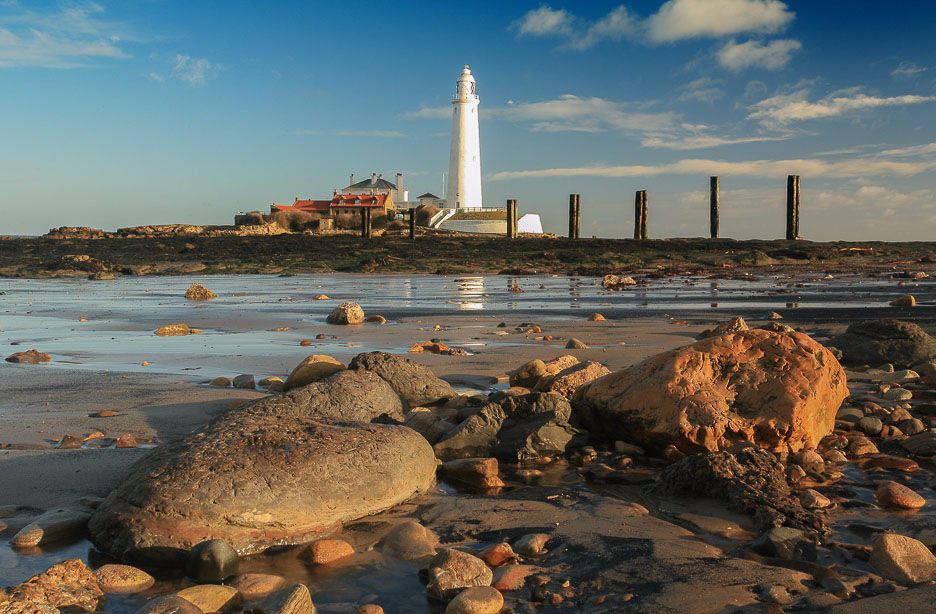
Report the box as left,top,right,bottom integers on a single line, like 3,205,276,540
349,351,456,407
833,319,936,367
433,392,579,462
88,370,434,563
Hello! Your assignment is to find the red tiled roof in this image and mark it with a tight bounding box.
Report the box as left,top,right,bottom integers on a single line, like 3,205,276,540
330,193,388,208
272,197,331,212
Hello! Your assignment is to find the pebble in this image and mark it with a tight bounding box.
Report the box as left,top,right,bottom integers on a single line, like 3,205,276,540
513,533,550,557
800,489,831,509
857,416,884,436
57,434,84,449
176,584,241,611
303,538,355,565
897,418,925,435
847,435,879,456
135,595,202,614
870,533,936,584
229,573,287,600
793,449,824,472
256,583,315,614
884,388,912,401
92,410,120,418
863,455,919,472
94,564,155,594
426,549,493,601
889,295,916,307
186,539,239,582
445,586,504,614
875,481,926,509
300,339,313,346
823,449,848,464
479,542,517,568
358,606,384,614
440,458,505,490
376,520,438,561
492,564,537,590
836,406,864,422
565,338,588,349
588,313,606,321
232,374,256,389
154,323,192,336
115,434,138,449
11,507,91,548
209,377,231,387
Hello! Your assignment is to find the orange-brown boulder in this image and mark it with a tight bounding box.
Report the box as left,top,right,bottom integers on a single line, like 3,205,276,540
573,329,848,453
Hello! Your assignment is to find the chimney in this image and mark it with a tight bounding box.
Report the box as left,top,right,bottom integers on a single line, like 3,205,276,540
371,173,377,186
349,173,354,187
396,172,404,191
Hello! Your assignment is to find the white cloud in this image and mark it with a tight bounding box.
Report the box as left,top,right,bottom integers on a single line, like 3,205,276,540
512,5,572,37
748,87,936,127
406,106,451,119
891,62,928,79
716,38,801,71
169,54,220,86
564,6,636,50
641,134,788,150
646,0,794,43
0,2,130,68
879,141,936,157
513,1,794,50
676,77,724,103
488,156,936,181
336,130,404,138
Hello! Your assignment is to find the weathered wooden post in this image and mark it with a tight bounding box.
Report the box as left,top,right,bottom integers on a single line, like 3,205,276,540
506,199,518,239
361,207,372,239
640,191,648,240
710,176,720,239
786,175,800,240
568,194,580,239
634,190,648,240
408,209,416,240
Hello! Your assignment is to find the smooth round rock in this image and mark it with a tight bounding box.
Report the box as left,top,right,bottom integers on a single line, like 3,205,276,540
875,481,926,509
303,539,355,565
176,584,240,611
857,416,884,436
95,564,155,594
186,539,239,582
134,595,202,614
229,573,287,600
445,586,504,614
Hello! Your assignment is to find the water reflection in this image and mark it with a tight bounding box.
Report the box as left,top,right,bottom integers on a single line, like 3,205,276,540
455,277,485,311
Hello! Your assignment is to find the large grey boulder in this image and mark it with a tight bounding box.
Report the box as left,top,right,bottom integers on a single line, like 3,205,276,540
88,371,435,565
832,320,936,368
349,351,456,407
433,392,579,462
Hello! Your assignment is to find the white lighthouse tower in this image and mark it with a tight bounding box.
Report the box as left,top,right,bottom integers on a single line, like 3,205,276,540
446,65,483,209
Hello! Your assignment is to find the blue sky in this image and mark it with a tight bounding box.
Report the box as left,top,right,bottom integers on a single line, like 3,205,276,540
1,0,935,239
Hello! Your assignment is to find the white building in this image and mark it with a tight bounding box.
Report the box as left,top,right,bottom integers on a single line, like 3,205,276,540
341,172,408,205
446,65,483,209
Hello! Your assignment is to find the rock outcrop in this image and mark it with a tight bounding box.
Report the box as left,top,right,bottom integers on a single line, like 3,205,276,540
89,370,433,563
573,328,847,453
433,392,579,462
349,351,456,407
832,320,936,367
184,283,217,301
326,302,365,325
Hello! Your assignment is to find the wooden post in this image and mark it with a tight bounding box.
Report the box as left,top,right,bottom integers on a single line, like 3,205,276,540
786,175,800,240
361,207,372,239
506,199,518,239
634,191,643,240
408,209,416,240
568,194,580,239
634,190,648,240
710,176,720,239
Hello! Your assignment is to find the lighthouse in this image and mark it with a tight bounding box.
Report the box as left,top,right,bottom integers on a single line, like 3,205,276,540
446,65,483,209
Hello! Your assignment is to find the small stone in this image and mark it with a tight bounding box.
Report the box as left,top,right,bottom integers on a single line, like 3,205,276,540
902,431,936,455
95,564,155,594
5,349,52,364
358,606,384,614
884,388,913,401
57,434,84,449
445,586,504,614
186,539,239,583
259,376,284,387
299,339,313,346
135,595,202,614
869,533,936,584
751,527,816,561
897,418,925,435
232,374,256,389
565,338,588,349
426,549,493,601
229,573,287,600
863,455,920,472
875,481,926,509
800,489,831,509
11,507,91,548
513,533,550,557
441,458,505,490
5,559,104,611
367,315,387,324
115,434,138,449
836,406,864,422
176,584,241,612
793,449,825,472
890,295,916,307
478,542,517,568
786,464,807,483
93,410,120,418
184,283,217,301
255,583,315,614
823,449,848,464
882,369,919,384
326,302,365,325
377,520,439,561
491,564,536,591
283,355,346,391
588,313,606,321
302,538,355,565
847,435,879,456
313,294,330,300
857,416,884,436
761,583,792,605
768,312,784,320
154,323,191,336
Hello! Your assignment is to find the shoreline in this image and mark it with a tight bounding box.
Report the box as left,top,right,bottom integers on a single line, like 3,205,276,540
2,234,935,278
